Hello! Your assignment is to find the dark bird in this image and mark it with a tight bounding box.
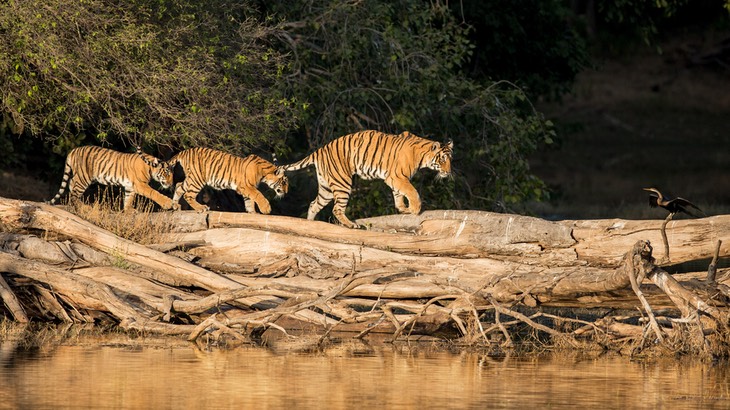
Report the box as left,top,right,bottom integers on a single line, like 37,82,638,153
642,187,705,217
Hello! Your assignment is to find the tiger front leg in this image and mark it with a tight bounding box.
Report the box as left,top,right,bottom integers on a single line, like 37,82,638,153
332,190,359,229
241,188,271,214
307,187,333,221
122,190,138,211
175,182,208,212
243,198,254,213
392,191,409,213
145,190,179,210
183,191,209,212
133,182,179,211
389,179,421,214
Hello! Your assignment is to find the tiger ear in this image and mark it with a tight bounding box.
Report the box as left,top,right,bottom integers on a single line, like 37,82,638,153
446,139,454,149
431,142,440,151
275,167,285,176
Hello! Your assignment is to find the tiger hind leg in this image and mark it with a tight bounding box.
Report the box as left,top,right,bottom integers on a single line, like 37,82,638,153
66,178,87,206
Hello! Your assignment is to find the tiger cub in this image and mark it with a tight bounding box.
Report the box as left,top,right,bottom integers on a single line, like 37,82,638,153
282,130,453,228
164,147,288,213
48,146,176,210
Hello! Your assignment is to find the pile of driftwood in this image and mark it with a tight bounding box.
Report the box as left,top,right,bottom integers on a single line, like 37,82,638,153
0,196,728,355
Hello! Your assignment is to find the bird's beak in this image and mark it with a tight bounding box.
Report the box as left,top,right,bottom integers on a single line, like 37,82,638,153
642,188,653,192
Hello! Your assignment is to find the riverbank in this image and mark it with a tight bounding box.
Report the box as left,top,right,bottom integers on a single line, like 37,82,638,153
530,31,730,220
1,198,728,358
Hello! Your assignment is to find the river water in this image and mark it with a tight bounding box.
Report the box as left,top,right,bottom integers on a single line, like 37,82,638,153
0,338,728,409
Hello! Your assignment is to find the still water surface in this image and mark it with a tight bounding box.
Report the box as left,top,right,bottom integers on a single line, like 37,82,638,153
1,340,729,409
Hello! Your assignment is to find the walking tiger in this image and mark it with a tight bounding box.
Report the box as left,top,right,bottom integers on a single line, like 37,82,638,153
162,147,288,213
48,145,176,210
282,130,453,228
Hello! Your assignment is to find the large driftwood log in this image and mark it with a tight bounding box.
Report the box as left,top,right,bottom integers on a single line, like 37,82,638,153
0,196,728,355
0,200,290,310
156,210,730,267
154,210,730,309
0,202,239,291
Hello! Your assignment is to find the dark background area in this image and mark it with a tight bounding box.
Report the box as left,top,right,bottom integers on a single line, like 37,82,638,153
528,30,730,220
8,49,725,221
1,1,728,221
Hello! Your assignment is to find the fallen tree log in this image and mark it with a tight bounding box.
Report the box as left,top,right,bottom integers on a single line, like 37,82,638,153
150,209,730,268
0,196,728,357
0,200,288,309
0,201,239,291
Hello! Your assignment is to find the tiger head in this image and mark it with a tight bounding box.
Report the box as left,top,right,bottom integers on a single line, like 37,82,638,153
263,167,289,198
424,140,453,178
150,159,175,189
137,149,174,189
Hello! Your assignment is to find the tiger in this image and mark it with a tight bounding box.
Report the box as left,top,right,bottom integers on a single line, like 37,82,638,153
282,130,453,228
162,147,288,214
48,145,177,210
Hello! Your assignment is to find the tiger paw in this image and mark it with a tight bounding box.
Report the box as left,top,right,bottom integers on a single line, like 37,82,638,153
407,205,422,214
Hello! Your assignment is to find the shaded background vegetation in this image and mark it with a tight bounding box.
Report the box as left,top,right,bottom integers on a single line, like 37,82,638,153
0,0,728,220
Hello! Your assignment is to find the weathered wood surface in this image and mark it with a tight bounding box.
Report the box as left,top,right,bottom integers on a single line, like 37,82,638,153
154,209,729,306
0,196,728,354
153,209,730,268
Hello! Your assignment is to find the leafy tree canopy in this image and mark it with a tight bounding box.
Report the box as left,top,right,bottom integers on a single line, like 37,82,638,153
0,0,297,156
264,0,554,213
5,0,725,216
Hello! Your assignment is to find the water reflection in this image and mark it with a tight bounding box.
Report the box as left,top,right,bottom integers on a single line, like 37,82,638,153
0,339,728,409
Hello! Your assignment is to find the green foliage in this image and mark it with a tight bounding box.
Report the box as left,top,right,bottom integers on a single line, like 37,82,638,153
266,0,552,216
0,0,299,155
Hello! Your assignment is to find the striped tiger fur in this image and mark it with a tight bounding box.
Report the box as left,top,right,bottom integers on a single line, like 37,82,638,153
48,146,176,210
282,130,453,228
163,147,288,213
